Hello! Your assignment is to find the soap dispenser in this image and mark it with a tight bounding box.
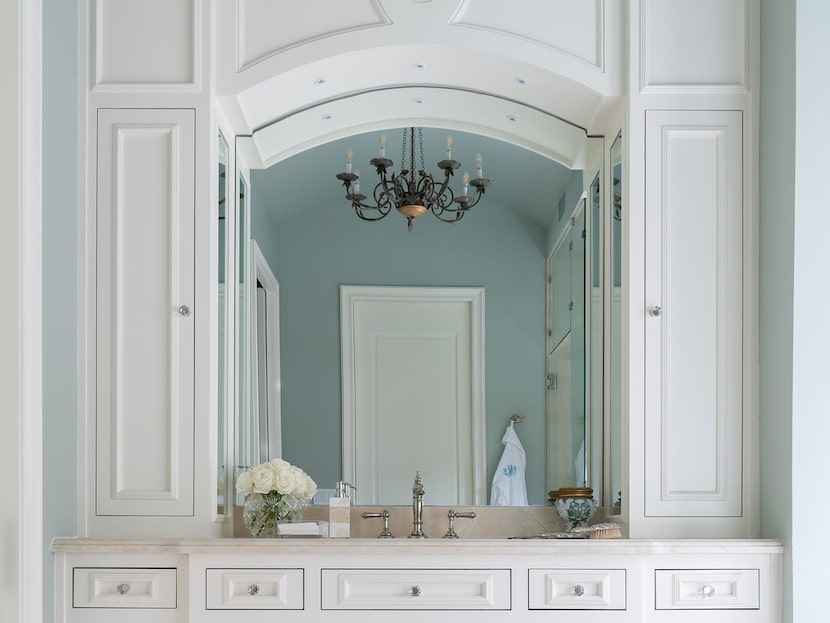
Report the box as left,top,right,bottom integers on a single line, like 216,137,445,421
329,481,354,538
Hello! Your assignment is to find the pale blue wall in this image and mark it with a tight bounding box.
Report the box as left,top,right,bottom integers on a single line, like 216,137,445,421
251,186,551,504
42,0,78,620
759,0,795,618
760,1,830,622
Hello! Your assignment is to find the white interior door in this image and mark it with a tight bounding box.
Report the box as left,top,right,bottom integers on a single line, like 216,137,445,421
341,286,485,506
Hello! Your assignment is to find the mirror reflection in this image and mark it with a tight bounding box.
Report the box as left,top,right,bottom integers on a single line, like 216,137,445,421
217,132,228,515
233,126,606,506
608,132,623,515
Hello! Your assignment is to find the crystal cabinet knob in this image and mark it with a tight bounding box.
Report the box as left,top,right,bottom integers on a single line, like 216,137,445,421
648,305,662,317
701,584,716,597
116,583,130,595
178,305,192,317
571,584,585,597
247,583,260,596
409,585,422,597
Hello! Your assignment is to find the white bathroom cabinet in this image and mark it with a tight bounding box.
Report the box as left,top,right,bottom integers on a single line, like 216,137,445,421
53,538,783,623
94,108,197,520
67,2,775,617
643,109,746,520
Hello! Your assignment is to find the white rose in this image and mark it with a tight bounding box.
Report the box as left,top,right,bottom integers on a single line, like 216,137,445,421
235,470,254,495
297,472,317,499
273,466,299,496
269,458,290,471
250,464,276,494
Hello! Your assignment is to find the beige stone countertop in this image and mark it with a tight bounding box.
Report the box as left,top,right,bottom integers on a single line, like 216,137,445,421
51,537,785,555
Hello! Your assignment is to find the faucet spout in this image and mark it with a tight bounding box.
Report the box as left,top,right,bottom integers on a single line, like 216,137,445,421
409,471,426,538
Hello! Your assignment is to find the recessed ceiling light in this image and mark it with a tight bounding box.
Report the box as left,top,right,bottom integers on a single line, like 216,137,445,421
515,77,528,86
413,63,426,70
314,78,326,85
321,113,333,121
506,114,518,123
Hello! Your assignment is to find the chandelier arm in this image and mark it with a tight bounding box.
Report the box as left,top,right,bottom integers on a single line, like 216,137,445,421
353,207,392,222
431,167,455,199
430,209,465,223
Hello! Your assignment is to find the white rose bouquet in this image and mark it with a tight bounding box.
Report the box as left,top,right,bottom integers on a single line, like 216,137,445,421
236,458,317,537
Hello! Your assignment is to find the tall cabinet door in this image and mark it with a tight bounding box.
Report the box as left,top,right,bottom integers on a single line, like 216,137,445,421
644,110,744,518
96,108,195,516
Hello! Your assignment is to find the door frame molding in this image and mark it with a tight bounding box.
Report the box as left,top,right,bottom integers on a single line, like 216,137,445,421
340,285,487,504
252,240,282,460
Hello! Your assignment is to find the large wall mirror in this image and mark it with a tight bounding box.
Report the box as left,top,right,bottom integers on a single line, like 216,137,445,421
229,91,617,507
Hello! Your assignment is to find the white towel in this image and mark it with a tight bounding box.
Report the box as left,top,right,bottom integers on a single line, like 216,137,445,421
490,423,528,506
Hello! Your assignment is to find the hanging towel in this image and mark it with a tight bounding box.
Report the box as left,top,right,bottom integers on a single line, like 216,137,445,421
490,423,528,506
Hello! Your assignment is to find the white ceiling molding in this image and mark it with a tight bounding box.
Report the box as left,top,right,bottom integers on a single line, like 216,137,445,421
216,1,623,136
450,0,605,71
250,87,590,169
237,0,391,71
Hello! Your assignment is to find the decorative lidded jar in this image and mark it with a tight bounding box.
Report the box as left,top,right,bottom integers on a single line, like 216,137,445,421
548,487,597,531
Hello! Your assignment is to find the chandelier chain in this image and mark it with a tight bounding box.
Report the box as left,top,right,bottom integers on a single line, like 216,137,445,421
418,127,425,172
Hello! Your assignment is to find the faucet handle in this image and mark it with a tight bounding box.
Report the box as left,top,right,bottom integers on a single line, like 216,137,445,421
360,509,393,538
443,509,477,539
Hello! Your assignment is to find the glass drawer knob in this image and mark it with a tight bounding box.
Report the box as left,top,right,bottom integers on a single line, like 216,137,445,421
247,584,260,596
116,583,130,595
409,585,422,597
178,305,192,317
571,584,585,597
701,584,716,597
648,305,662,317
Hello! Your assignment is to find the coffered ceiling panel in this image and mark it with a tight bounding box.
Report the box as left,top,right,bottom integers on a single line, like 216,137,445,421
237,0,391,70
451,0,604,70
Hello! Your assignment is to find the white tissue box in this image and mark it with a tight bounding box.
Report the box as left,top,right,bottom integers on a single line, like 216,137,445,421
276,521,322,537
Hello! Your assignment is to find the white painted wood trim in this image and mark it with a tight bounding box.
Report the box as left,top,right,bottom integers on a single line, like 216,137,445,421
0,0,43,620
340,285,487,505
252,240,282,459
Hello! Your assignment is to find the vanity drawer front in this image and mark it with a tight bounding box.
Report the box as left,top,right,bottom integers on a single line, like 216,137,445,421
321,569,511,610
205,568,303,610
528,569,626,610
72,567,177,608
655,569,760,609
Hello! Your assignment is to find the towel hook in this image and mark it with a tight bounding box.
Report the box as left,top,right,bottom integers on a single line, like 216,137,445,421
509,413,525,424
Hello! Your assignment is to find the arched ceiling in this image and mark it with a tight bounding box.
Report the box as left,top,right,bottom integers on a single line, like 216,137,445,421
219,1,622,235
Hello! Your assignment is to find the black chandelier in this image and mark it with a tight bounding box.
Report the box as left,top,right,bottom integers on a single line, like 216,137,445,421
336,127,490,232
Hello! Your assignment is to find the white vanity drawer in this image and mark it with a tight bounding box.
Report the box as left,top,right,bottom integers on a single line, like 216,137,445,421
655,569,760,609
528,568,626,610
72,567,177,608
321,569,511,610
205,568,303,609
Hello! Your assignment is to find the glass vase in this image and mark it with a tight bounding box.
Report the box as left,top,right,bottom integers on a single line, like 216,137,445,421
242,492,304,538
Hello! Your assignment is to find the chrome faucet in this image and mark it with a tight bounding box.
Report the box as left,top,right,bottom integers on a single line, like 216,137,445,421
409,471,426,538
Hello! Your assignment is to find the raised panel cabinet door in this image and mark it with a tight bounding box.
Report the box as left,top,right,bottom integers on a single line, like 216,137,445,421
643,110,743,518
96,108,196,516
